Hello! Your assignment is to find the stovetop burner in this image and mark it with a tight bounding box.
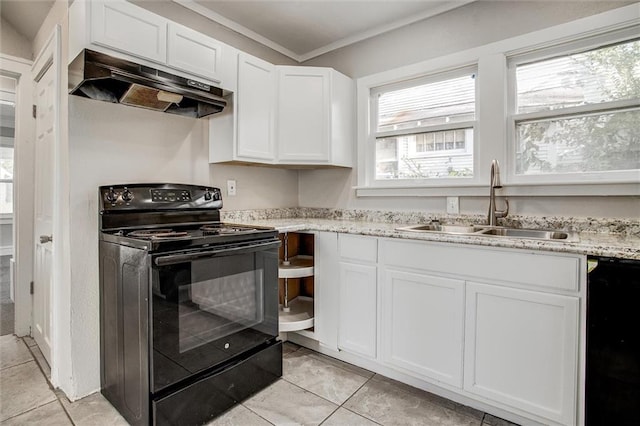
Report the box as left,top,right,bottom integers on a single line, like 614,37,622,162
127,229,191,240
201,224,258,235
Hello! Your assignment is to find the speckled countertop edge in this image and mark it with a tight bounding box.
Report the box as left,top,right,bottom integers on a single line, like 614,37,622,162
221,209,640,260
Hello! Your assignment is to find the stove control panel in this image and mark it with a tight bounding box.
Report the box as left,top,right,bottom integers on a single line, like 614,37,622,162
151,189,192,202
99,184,223,211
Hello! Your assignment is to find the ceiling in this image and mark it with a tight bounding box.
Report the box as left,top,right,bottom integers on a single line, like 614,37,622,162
0,0,474,62
171,0,476,62
0,0,55,41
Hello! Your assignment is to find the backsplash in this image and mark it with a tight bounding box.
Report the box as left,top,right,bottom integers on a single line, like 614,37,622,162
221,208,640,236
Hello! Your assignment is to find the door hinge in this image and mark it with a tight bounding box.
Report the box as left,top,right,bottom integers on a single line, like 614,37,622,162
30,281,34,294
32,105,37,118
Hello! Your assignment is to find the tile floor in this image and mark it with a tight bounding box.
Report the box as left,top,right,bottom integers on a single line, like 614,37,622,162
0,335,518,425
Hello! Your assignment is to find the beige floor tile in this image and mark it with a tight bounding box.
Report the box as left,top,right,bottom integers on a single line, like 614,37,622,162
283,349,371,405
243,379,337,426
322,407,380,426
207,404,272,426
300,348,375,380
282,341,301,355
0,361,56,421
0,334,32,370
60,392,129,426
344,375,482,426
2,400,71,425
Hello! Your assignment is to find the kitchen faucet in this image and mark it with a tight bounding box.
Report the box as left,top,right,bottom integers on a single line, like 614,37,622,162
488,159,509,226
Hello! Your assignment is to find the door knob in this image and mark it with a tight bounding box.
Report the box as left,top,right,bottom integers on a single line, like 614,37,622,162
39,235,53,244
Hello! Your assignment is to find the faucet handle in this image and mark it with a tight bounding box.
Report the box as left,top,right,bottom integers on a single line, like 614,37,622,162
495,198,509,219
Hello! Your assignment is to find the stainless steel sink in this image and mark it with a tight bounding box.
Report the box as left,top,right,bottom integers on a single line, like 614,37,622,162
395,223,574,241
476,227,571,240
395,224,478,234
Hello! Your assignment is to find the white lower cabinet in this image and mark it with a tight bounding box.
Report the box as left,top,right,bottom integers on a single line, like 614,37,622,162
381,269,464,387
305,234,582,426
337,234,378,358
464,282,579,425
338,261,377,358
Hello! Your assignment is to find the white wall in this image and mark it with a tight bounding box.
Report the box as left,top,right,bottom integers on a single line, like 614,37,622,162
297,1,640,219
0,18,32,60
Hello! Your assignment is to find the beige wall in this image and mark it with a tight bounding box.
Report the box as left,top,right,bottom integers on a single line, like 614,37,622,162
302,1,633,78
131,0,298,66
297,1,639,219
0,17,32,59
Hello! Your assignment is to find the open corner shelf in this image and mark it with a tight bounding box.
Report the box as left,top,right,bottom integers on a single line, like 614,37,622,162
279,232,315,334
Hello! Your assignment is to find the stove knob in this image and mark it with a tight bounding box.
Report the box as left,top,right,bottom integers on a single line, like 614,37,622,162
105,187,118,204
212,190,221,201
122,188,134,203
204,189,212,201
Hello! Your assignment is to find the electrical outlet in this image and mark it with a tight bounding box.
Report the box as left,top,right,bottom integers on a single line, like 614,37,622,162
446,196,459,214
227,179,236,196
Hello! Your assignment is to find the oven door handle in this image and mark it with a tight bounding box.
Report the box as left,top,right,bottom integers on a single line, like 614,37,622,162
153,239,280,266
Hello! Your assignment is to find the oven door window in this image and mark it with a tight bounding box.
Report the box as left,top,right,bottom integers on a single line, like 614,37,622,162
151,246,278,392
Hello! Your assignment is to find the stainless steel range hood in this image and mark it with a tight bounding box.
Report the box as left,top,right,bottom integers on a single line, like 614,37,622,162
69,49,227,118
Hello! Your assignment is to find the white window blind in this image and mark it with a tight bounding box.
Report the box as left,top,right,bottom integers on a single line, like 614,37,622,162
372,68,476,181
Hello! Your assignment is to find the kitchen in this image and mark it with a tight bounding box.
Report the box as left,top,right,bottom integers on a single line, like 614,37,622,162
0,0,638,425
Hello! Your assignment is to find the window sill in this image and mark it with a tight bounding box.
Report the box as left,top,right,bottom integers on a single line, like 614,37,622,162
355,182,640,197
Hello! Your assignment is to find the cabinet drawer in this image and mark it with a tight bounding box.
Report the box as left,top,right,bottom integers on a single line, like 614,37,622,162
381,239,580,292
339,234,377,263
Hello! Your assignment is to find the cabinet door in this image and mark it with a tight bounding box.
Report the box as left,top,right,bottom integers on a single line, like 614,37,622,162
277,67,330,163
381,269,464,387
91,0,167,63
167,23,223,83
464,282,578,426
338,262,376,358
314,232,339,350
236,54,276,161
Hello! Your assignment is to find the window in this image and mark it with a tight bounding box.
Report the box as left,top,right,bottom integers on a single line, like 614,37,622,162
372,69,476,181
0,99,15,215
510,37,640,178
357,5,639,196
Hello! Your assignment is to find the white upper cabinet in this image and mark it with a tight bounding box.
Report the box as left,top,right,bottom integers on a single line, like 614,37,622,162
90,0,167,63
167,23,237,88
236,53,277,161
70,0,237,90
277,66,354,166
209,53,276,164
277,67,330,163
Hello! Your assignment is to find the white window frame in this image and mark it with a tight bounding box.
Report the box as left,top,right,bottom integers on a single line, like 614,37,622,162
370,66,477,184
506,28,640,186
0,89,15,220
356,4,640,197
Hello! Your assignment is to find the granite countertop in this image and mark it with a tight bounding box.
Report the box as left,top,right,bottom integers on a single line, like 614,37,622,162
223,212,640,260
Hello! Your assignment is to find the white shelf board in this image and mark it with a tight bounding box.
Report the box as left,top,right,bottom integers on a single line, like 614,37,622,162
279,255,314,278
279,296,314,332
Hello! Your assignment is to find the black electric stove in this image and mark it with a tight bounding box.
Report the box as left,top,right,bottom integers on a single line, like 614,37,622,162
98,183,282,426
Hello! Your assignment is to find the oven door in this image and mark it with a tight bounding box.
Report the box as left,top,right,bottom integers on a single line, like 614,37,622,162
150,238,280,393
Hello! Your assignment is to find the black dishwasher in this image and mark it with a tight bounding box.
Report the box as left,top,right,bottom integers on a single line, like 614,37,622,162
586,256,640,425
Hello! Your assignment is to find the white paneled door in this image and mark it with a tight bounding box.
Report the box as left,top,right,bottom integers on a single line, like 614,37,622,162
32,63,55,364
